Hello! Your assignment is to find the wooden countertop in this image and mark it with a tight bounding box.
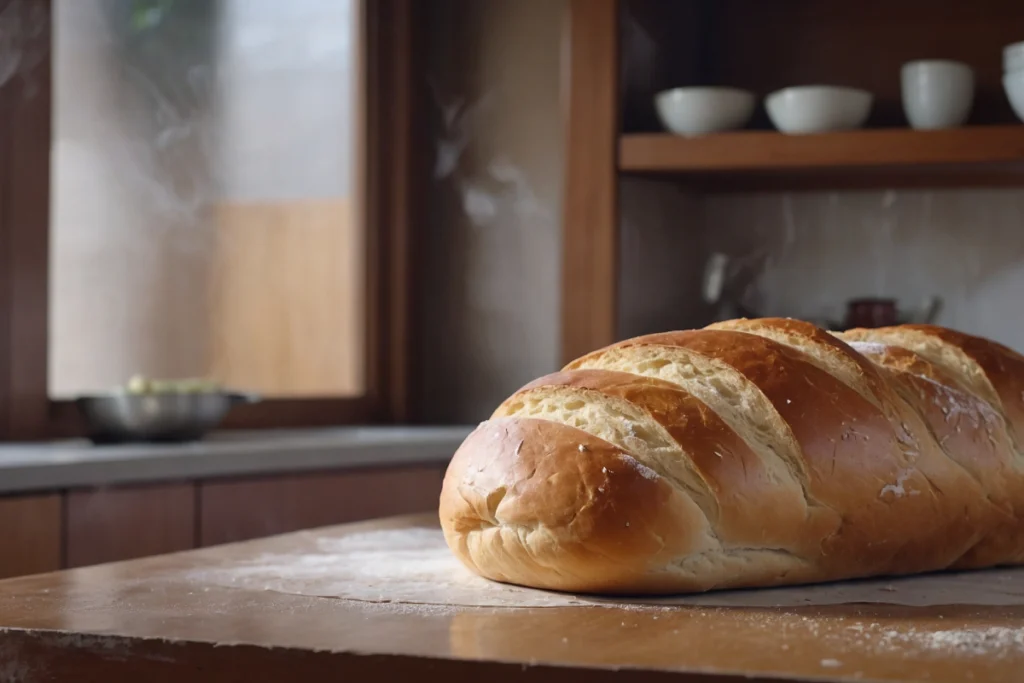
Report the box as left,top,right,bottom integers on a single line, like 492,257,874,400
0,514,1021,683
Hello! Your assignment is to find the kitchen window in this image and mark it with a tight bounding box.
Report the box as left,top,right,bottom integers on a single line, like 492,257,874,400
0,0,421,439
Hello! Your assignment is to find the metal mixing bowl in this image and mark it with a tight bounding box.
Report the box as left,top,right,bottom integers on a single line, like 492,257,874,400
75,391,260,444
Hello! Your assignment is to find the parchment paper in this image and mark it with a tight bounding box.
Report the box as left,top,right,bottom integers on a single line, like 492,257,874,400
188,527,1024,609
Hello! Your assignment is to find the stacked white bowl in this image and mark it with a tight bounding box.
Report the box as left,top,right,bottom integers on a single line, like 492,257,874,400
654,87,756,136
765,86,873,134
1004,41,1024,122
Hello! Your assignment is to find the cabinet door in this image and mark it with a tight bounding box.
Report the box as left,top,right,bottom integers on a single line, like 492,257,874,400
66,484,197,568
199,465,445,546
0,494,62,579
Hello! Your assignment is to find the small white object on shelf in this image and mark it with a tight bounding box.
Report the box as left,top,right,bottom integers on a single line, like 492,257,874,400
1004,70,1024,122
765,85,873,134
1004,40,1024,123
901,60,974,130
1004,40,1024,75
654,86,755,136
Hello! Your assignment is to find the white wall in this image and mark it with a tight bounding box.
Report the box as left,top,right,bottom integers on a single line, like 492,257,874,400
703,189,1024,351
414,0,564,422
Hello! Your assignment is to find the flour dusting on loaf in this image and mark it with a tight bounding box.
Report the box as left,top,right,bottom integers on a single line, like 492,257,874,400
439,318,1024,594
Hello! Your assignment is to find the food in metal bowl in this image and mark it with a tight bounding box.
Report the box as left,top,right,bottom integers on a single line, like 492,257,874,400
76,375,258,445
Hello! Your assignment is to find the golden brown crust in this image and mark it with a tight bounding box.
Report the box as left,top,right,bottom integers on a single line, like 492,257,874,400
708,317,894,408
903,324,1024,447
440,319,1024,595
439,417,717,593
502,368,838,558
608,329,996,575
849,342,1024,567
846,339,967,388
841,324,1024,444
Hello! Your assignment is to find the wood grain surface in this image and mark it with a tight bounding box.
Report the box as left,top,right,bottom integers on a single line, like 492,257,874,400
2,0,52,440
0,493,62,579
620,127,1024,173
198,467,445,546
561,0,621,365
0,514,1020,682
209,199,364,398
66,484,197,568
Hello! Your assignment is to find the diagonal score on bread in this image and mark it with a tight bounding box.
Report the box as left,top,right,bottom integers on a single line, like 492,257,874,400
844,340,1024,568
440,318,1024,594
709,317,887,410
493,373,723,526
720,318,1024,569
493,370,835,561
841,324,1024,447
567,340,814,492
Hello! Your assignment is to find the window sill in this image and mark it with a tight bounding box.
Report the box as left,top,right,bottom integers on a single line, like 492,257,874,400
0,426,475,495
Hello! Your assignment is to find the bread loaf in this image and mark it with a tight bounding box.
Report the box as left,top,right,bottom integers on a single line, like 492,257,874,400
439,318,1024,594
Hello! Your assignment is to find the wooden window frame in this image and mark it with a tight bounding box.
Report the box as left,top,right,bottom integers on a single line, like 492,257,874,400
561,0,620,365
0,0,426,440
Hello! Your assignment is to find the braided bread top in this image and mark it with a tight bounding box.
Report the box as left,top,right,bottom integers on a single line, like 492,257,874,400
439,318,1024,594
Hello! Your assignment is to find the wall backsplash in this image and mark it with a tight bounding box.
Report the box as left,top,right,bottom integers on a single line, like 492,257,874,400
414,0,564,423
702,188,1024,351
618,179,708,339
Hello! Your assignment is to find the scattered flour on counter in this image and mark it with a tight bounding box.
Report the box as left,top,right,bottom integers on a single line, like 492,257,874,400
368,601,464,618
182,526,1024,610
885,627,1024,657
835,622,1024,660
185,528,592,609
820,658,842,668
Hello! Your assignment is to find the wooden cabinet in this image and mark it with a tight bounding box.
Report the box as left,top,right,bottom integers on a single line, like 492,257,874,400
199,466,445,546
0,463,448,578
0,494,62,579
66,484,197,568
561,0,1024,361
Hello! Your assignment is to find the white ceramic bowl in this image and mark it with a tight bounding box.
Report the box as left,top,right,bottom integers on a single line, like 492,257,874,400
765,86,873,134
1004,70,1024,122
1004,40,1024,74
654,87,756,136
901,60,974,130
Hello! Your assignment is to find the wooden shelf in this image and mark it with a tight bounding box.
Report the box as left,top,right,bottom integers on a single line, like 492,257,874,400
618,126,1024,189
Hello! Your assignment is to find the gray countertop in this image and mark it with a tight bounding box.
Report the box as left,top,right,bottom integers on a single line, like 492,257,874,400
0,425,475,495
